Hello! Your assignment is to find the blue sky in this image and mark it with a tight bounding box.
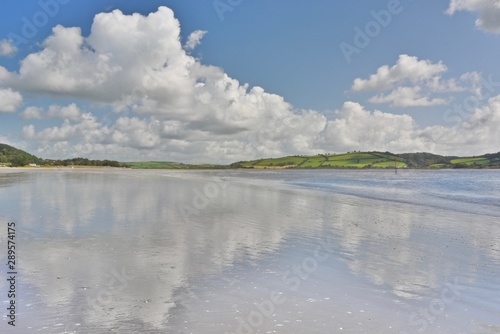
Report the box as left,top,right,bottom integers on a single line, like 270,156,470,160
0,0,499,163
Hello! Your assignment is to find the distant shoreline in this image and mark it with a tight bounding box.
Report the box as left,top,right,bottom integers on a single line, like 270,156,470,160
1,166,499,171
0,166,127,171
2,143,499,169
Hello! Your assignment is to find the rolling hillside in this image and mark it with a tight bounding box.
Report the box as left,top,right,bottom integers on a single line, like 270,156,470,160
0,143,123,167
231,152,405,169
0,144,43,167
1,143,499,169
126,161,226,169
231,151,500,169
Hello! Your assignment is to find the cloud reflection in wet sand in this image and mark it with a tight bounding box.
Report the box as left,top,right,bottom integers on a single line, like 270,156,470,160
0,169,498,333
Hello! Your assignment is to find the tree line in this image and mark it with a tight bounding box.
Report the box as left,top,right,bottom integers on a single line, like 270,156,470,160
1,144,125,167
43,158,125,168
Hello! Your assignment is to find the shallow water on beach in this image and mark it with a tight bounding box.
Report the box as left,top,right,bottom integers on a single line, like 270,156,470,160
0,169,499,333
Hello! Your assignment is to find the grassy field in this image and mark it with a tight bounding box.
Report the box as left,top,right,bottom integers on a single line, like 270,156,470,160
450,157,490,166
428,163,448,168
299,157,326,168
127,161,184,169
127,161,222,169
372,161,407,168
3,142,497,170
125,152,499,170
240,156,307,168
321,153,390,168
236,152,407,169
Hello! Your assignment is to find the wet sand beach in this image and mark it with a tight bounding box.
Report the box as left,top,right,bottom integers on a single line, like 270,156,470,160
0,169,499,333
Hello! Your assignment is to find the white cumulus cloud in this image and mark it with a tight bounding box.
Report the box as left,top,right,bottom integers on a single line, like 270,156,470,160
2,7,499,162
369,86,449,107
0,39,17,57
0,88,23,113
22,103,82,120
352,55,484,108
352,54,447,91
447,0,500,33
420,94,500,153
24,112,108,143
21,106,44,120
184,30,208,51
317,102,426,153
47,103,82,120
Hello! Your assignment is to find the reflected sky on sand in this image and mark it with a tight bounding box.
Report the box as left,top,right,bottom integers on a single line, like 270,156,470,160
0,169,499,333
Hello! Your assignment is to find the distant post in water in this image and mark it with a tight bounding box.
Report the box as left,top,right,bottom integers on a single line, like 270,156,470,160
394,157,397,174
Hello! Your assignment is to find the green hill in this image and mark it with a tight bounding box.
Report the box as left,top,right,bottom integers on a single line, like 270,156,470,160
126,161,225,169
231,152,406,169
1,142,499,169
0,144,43,167
0,143,123,167
231,151,500,169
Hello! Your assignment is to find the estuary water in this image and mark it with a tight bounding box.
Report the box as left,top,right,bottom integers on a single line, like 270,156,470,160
0,168,499,333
